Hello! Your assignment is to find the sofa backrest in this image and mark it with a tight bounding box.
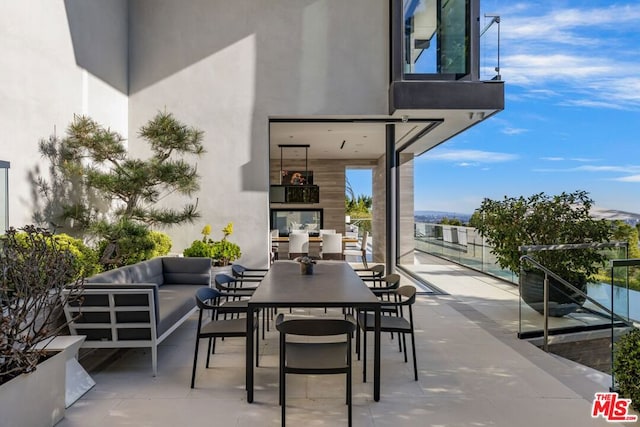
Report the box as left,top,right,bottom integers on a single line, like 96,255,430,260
162,257,211,285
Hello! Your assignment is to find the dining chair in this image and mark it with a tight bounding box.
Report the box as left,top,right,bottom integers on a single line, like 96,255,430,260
319,229,336,236
271,229,280,261
214,273,271,335
356,264,385,287
231,264,269,281
288,232,309,259
276,314,356,427
343,230,368,268
190,287,258,388
356,286,418,382
321,232,344,260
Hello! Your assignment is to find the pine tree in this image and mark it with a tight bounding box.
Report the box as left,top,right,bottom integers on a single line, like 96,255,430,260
35,111,205,268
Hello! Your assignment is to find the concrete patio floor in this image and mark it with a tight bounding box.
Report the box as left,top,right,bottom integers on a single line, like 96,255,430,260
59,255,638,426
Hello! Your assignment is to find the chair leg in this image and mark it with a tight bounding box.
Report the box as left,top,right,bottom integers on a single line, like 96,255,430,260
256,318,260,367
355,320,361,360
206,338,212,368
347,338,353,427
191,337,200,389
411,329,418,381
362,324,367,383
402,333,408,363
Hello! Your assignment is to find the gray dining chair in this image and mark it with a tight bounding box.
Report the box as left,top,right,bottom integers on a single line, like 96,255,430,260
356,286,418,382
190,287,258,389
276,314,356,427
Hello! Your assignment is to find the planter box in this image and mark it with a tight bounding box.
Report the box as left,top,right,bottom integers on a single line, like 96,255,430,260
520,270,586,317
0,348,66,427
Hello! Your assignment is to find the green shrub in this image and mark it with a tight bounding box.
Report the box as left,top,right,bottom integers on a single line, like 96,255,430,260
149,231,172,257
183,240,213,258
613,328,640,411
211,240,241,266
183,222,241,265
11,231,101,279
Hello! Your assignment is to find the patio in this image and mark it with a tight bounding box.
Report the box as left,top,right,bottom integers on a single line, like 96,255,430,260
58,256,633,426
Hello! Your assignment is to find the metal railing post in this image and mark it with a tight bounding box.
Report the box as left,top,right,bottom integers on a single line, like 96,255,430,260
543,273,549,352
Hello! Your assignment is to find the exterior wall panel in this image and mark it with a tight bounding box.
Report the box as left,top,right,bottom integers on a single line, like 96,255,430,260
128,0,389,265
0,0,128,229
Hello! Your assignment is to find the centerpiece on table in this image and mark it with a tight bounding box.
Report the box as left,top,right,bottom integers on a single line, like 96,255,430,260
295,256,316,275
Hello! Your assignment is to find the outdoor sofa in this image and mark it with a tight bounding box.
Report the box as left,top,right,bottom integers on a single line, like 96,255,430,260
63,256,211,375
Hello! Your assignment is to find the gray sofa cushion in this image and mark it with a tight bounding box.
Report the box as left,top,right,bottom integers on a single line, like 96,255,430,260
156,284,201,336
130,258,164,285
86,267,132,283
162,257,211,285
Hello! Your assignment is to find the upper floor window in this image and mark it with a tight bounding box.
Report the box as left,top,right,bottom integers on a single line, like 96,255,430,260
403,0,470,79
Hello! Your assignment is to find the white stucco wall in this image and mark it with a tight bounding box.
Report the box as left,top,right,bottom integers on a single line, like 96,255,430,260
127,0,389,266
0,0,128,229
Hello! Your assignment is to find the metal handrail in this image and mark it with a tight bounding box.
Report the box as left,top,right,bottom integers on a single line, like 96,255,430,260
519,254,635,352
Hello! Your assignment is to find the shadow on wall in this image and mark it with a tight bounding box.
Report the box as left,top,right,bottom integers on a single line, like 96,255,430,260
64,0,129,94
63,0,385,194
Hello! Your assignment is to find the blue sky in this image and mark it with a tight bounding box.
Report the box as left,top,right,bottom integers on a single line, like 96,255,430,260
349,1,640,215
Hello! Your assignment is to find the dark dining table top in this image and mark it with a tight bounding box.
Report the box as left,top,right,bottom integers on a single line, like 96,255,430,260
248,260,380,308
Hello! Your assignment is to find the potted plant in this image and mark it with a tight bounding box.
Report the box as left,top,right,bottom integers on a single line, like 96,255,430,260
0,225,85,426
184,222,241,267
472,191,611,317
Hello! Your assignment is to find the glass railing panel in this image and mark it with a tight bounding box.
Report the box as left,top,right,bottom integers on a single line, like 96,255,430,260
517,244,633,340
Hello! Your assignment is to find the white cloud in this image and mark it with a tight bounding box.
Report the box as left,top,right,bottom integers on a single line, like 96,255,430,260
533,164,640,174
421,149,518,163
502,127,528,135
614,175,640,182
494,4,640,110
541,157,564,161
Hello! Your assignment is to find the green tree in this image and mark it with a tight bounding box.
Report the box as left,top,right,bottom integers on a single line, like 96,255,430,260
440,217,462,226
36,111,204,268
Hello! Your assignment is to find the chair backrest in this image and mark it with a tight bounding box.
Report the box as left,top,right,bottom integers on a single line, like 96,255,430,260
383,273,401,290
321,232,343,254
290,229,308,234
360,231,369,250
231,264,246,277
371,264,385,277
288,232,309,254
271,229,279,237
195,287,222,310
319,229,336,236
276,314,355,336
214,273,237,290
396,285,417,305
345,231,358,239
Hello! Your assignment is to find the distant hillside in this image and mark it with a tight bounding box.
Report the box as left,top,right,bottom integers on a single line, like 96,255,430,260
590,207,640,225
414,208,640,226
414,210,472,224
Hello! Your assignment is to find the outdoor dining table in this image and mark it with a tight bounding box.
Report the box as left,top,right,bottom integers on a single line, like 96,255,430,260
245,260,382,403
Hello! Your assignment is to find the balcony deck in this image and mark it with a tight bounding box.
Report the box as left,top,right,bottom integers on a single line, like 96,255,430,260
59,255,636,426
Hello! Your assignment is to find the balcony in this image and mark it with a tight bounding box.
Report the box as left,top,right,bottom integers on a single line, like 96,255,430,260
55,258,629,426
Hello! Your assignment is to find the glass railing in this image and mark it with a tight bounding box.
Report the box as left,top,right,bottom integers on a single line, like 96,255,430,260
413,222,516,282
518,243,631,340
412,222,640,324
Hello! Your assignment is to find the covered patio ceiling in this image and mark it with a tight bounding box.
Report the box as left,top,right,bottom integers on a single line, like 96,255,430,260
269,108,499,161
